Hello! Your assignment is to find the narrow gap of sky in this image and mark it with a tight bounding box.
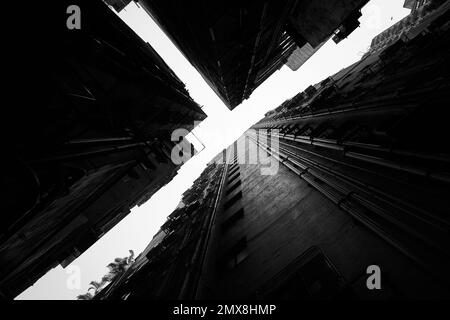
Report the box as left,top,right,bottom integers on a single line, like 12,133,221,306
17,0,410,299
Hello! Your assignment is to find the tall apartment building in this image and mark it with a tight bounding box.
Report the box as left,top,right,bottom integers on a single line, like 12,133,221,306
404,0,435,12
95,157,226,300
367,0,448,54
0,0,206,299
97,3,450,300
117,0,370,109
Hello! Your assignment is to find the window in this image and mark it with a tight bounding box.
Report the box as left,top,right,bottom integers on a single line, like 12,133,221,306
222,237,248,270
224,191,242,210
226,179,241,196
222,208,244,232
228,171,240,184
228,165,239,176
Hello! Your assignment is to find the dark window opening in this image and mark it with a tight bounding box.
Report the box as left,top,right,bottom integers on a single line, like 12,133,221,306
229,165,239,176
221,237,248,270
226,180,241,196
224,190,242,210
222,208,244,232
228,171,240,184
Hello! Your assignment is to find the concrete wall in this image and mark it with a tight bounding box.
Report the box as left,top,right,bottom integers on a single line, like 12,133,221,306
198,135,449,299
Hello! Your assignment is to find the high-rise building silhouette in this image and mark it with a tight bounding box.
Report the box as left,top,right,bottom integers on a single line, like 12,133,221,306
127,0,370,109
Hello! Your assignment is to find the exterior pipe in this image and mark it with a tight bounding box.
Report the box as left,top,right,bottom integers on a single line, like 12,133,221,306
259,131,450,185
248,134,450,285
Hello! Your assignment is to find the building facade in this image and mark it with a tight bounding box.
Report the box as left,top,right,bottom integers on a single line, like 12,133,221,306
367,0,448,54
121,0,370,109
98,3,450,299
95,157,226,299
0,0,206,299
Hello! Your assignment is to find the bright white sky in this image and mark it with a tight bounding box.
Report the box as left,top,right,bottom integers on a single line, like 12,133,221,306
17,0,410,299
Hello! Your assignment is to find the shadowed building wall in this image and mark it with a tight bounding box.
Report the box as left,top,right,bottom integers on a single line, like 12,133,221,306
124,0,369,109
0,0,206,299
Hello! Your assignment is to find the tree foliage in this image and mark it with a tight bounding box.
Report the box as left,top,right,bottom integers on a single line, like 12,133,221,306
76,250,135,300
